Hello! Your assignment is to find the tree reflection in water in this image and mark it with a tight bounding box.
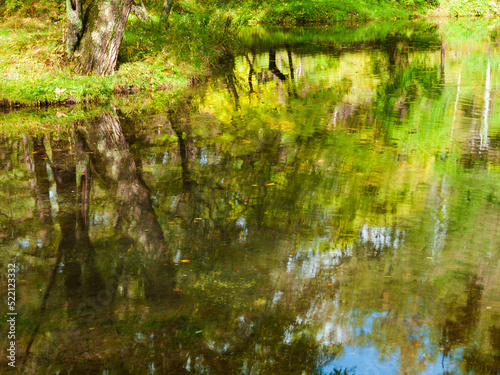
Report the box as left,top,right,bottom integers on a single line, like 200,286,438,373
0,20,499,375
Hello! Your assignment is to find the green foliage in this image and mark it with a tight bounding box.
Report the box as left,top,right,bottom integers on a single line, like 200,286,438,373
0,0,63,20
259,0,407,25
440,0,500,17
166,11,241,69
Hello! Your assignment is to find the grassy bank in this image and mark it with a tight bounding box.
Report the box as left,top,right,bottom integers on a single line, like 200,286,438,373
0,2,240,108
233,0,423,25
428,0,500,17
0,0,493,107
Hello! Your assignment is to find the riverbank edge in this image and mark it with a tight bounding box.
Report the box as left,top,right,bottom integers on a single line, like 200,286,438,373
0,3,460,110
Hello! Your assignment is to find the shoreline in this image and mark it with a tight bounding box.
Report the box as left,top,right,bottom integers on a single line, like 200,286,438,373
0,2,497,109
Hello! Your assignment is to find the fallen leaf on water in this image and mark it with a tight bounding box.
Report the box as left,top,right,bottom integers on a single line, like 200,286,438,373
181,260,190,263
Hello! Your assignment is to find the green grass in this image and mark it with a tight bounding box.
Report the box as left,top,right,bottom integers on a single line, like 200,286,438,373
0,7,239,106
204,0,438,25
429,0,500,17
257,0,410,24
0,0,492,106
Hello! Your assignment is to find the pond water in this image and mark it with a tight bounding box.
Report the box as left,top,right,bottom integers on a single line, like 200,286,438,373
1,20,500,374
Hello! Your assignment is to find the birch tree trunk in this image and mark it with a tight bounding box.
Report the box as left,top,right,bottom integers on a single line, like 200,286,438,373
66,0,133,75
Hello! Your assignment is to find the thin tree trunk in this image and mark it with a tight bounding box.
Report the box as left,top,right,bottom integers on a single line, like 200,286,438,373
440,42,446,85
161,0,174,23
269,49,287,82
481,58,491,150
131,0,150,21
245,54,255,94
450,71,461,142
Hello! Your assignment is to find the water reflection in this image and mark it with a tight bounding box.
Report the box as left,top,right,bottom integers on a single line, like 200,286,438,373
1,20,500,374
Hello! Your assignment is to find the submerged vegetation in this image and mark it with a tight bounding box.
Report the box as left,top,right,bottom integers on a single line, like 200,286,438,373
0,0,498,107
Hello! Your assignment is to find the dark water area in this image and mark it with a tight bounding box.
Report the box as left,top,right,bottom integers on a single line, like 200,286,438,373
0,20,500,374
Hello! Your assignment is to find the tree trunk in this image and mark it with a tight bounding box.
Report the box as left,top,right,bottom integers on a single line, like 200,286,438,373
131,0,150,21
269,49,287,82
66,0,83,55
161,0,174,23
440,42,446,85
66,0,133,75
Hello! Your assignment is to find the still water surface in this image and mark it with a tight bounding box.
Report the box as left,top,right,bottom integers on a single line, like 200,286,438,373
1,20,499,374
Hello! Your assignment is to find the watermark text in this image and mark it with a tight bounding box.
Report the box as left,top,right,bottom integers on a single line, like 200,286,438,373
6,263,16,367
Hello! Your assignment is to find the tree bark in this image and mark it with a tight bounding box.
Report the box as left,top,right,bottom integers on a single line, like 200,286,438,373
66,0,83,54
161,0,174,23
131,0,150,21
66,0,133,75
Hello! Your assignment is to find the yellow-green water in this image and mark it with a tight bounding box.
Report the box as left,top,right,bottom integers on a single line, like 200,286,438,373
0,19,499,374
